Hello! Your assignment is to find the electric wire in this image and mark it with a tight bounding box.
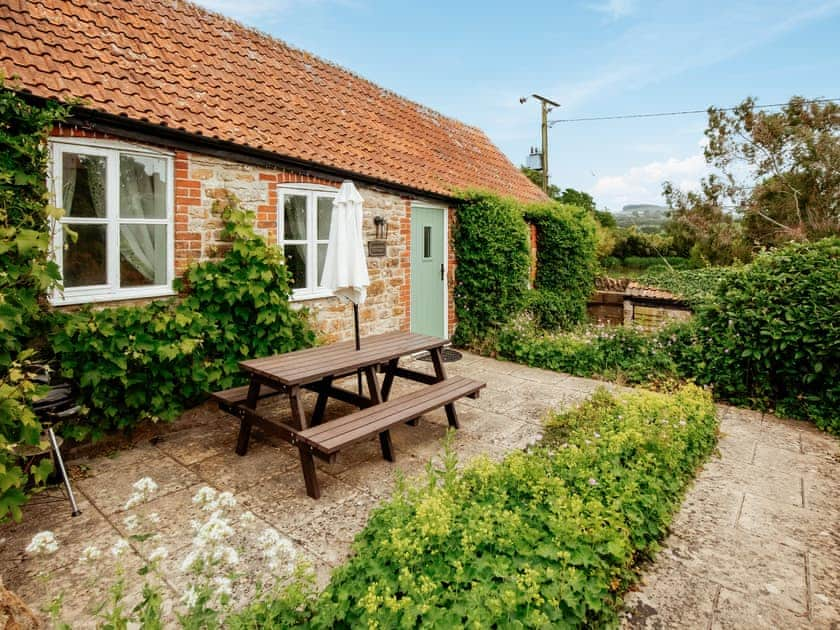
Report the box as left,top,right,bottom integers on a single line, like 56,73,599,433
548,97,840,125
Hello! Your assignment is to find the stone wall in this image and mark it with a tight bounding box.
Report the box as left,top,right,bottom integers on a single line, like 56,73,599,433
173,152,446,343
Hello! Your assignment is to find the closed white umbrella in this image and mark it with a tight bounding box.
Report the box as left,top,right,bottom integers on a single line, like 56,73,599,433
321,181,369,321
321,181,370,393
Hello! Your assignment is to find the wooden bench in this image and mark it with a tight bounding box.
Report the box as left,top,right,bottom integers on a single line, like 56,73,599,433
219,375,484,499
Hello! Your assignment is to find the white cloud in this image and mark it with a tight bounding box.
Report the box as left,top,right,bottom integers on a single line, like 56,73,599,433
592,153,709,211
588,0,637,19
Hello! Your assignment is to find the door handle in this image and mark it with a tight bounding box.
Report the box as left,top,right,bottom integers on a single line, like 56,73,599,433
440,263,444,281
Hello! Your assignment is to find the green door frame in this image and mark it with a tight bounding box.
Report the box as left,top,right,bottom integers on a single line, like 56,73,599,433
410,204,448,338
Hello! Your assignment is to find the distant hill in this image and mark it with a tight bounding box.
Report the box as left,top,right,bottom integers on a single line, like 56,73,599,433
613,204,670,232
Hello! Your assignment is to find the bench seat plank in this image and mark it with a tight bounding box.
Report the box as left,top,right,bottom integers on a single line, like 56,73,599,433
210,383,283,406
297,376,485,454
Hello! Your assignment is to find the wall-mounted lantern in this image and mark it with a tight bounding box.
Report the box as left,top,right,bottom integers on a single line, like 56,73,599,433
368,215,388,257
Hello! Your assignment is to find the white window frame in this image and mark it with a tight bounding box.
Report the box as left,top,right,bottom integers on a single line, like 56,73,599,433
277,183,338,301
49,138,175,305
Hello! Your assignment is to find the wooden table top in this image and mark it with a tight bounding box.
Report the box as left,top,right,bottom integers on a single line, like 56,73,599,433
239,331,448,387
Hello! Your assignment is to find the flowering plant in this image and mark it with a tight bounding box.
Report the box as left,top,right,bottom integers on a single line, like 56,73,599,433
24,478,313,627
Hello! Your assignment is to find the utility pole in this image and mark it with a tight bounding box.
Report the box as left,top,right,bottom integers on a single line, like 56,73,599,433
521,94,560,194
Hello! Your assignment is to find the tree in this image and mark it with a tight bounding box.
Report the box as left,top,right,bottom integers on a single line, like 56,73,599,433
664,96,839,253
706,96,839,245
520,166,560,199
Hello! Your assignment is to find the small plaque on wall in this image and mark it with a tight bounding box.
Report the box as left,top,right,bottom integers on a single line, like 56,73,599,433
368,240,387,257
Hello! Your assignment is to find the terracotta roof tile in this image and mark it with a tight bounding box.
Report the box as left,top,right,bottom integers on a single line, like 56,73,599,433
1,0,546,202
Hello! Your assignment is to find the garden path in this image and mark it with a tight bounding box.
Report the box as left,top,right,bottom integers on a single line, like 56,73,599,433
624,406,840,628
1,352,837,628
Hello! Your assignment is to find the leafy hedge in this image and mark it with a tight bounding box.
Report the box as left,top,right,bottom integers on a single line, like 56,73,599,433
452,191,530,346
524,203,597,329
1,83,71,521
308,385,717,628
499,321,678,387
52,194,315,440
496,239,840,433
685,238,840,431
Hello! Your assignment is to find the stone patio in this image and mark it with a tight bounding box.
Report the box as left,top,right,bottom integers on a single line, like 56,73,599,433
1,351,838,627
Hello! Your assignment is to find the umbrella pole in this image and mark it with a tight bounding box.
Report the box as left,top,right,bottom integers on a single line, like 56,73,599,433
354,303,362,395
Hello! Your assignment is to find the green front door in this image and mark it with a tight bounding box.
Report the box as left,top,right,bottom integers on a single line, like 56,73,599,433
410,206,446,338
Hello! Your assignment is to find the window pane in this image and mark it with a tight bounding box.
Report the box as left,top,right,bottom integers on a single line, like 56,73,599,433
283,195,307,240
120,224,167,287
62,153,107,218
423,226,432,258
63,224,107,287
120,155,167,219
317,196,333,240
317,243,327,286
284,244,307,290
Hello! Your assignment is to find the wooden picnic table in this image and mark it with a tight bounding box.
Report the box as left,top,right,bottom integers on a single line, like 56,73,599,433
212,331,485,498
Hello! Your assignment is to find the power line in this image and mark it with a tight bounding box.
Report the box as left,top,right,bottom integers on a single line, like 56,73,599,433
548,97,840,125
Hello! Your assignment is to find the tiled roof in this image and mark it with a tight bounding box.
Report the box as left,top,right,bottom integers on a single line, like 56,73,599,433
0,0,547,203
625,282,685,303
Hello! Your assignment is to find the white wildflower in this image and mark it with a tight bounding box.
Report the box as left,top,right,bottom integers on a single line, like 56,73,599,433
211,545,239,566
111,538,130,558
133,477,158,497
258,527,282,550
26,531,59,556
148,512,161,524
149,546,169,563
679,420,687,426
216,491,236,509
213,576,233,599
593,431,601,439
123,514,140,532
181,585,199,609
80,545,102,564
240,511,256,525
180,549,200,573
193,486,218,511
124,493,143,510
588,478,598,486
193,512,234,548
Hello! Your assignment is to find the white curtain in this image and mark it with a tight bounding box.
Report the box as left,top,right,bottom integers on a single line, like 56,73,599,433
120,157,163,283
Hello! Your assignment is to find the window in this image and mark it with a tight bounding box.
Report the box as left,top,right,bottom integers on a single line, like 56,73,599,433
50,140,174,304
277,184,336,299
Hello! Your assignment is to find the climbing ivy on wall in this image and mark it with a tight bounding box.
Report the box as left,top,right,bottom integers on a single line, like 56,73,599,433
0,79,71,521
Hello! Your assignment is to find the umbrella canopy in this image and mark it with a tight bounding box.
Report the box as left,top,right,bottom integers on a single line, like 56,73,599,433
321,181,370,305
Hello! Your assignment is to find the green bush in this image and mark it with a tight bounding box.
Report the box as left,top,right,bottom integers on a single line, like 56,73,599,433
611,228,677,259
0,81,70,520
310,385,717,628
498,320,678,386
687,238,840,431
452,191,530,346
52,194,315,439
524,203,598,329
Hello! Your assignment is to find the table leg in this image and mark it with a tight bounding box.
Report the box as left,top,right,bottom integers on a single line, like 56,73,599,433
381,358,399,401
311,376,333,426
364,366,395,460
298,446,320,499
430,347,459,429
236,379,261,456
289,385,309,430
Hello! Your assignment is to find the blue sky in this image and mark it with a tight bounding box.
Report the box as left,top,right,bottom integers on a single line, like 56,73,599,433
194,0,840,211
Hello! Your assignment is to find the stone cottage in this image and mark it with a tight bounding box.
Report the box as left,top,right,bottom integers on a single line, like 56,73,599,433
0,0,546,341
